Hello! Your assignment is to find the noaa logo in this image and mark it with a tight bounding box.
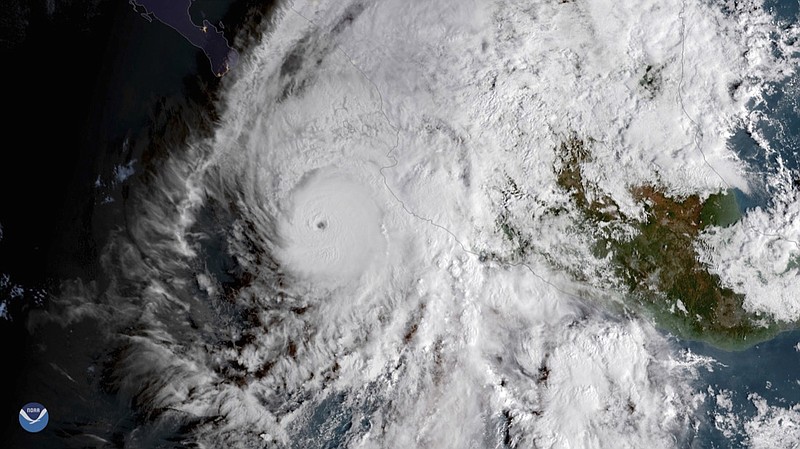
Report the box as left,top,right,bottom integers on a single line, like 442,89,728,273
18,402,48,433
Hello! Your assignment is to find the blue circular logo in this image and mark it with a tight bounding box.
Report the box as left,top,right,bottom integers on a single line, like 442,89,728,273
19,402,48,433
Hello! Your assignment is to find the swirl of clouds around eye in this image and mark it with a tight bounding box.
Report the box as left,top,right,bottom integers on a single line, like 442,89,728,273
49,0,800,447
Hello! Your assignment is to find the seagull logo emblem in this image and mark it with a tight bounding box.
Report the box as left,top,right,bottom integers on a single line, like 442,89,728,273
19,408,47,424
18,402,49,433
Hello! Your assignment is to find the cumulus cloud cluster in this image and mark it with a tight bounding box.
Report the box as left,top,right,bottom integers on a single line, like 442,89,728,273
47,0,800,446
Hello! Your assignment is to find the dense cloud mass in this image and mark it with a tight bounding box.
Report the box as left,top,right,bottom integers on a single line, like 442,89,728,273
43,0,800,447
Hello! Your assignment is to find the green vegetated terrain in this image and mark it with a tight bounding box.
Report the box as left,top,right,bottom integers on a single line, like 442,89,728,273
551,136,781,350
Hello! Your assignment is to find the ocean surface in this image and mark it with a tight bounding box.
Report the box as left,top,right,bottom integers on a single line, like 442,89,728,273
1,0,798,447
0,0,240,445
682,1,800,446
685,329,800,447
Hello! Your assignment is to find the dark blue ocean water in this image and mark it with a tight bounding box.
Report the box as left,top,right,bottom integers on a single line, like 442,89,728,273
729,0,800,209
682,2,800,446
766,0,800,21
4,0,798,447
2,0,243,446
683,330,800,447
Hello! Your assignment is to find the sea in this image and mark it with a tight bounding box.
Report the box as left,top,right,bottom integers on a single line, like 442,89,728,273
682,1,800,446
0,0,798,447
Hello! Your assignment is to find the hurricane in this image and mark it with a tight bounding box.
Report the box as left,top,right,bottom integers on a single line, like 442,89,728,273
31,0,800,447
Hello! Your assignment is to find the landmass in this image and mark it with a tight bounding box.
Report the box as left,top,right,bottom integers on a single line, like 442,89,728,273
129,0,238,76
552,137,783,349
486,136,788,350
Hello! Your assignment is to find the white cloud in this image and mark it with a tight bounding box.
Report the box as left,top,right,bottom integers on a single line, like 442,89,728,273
48,0,799,446
113,160,136,184
745,393,800,449
697,182,800,322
